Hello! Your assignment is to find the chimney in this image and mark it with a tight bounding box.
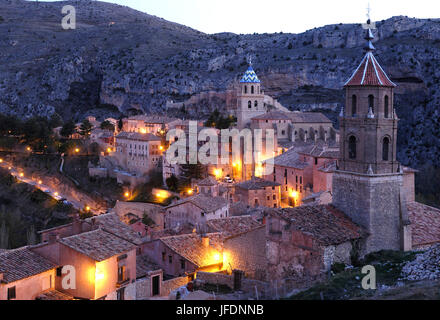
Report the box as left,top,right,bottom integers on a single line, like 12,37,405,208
0,273,3,282
91,217,99,230
48,233,58,244
73,213,81,234
201,235,210,248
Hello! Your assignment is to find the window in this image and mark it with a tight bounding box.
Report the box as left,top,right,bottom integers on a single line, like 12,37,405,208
244,86,247,94
368,95,374,114
314,158,318,165
384,95,389,118
254,100,258,107
180,259,185,270
281,130,285,135
168,255,173,264
248,101,252,109
7,286,16,300
56,266,63,277
352,95,357,116
118,265,126,282
383,137,390,161
251,86,254,94
273,195,276,200
349,136,357,159
300,176,302,184
162,252,166,261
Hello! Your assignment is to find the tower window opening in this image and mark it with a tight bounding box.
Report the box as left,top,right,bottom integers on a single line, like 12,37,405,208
383,137,390,161
352,95,357,116
368,95,374,114
254,100,258,107
248,101,252,109
384,95,389,118
244,86,247,94
251,86,254,94
348,136,357,159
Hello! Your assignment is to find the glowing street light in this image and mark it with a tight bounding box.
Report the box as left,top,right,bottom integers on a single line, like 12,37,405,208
38,180,42,185
85,206,91,212
159,146,164,151
74,148,80,153
54,192,59,197
0,158,3,163
124,192,130,198
214,169,222,179
26,147,31,151
290,191,299,199
187,189,193,195
19,172,24,177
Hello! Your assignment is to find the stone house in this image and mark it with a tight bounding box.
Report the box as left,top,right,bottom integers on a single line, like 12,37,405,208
33,228,138,300
164,193,230,229
122,115,180,134
135,255,163,299
234,177,281,208
0,247,58,300
143,233,224,278
264,205,365,282
113,131,163,176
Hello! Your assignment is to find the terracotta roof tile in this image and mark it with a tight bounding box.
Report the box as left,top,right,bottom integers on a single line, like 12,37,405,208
236,177,281,190
116,131,161,142
59,229,136,262
166,194,228,213
407,202,440,248
160,233,223,268
207,216,263,237
267,205,366,246
345,52,396,87
136,255,161,279
0,247,57,283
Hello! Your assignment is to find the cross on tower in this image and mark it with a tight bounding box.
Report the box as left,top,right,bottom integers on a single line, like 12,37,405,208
362,2,376,30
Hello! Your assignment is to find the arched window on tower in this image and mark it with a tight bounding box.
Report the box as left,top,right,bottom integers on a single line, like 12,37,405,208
248,101,252,109
244,86,247,94
384,95,389,118
383,137,390,161
254,101,258,108
348,136,357,159
368,95,375,114
352,95,357,116
251,86,254,94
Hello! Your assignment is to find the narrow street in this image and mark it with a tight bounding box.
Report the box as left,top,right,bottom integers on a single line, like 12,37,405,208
0,158,107,215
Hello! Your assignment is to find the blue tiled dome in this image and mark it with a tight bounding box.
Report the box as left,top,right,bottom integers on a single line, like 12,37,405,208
240,66,261,83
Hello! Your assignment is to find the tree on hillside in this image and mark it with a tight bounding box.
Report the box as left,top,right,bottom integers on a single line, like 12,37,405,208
60,120,76,138
179,163,206,190
49,112,63,129
166,174,179,192
79,119,93,137
118,118,124,132
26,225,37,246
0,221,9,249
204,109,237,129
100,120,115,132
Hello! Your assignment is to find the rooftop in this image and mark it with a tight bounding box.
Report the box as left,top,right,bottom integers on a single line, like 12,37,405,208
197,176,218,187
251,111,291,121
407,202,440,248
36,289,74,300
269,148,308,169
116,131,161,142
160,233,223,268
59,228,137,262
345,51,396,87
136,255,161,279
206,216,263,238
299,144,340,159
240,66,261,84
86,213,144,245
235,177,281,190
166,193,228,213
267,205,365,246
127,115,179,124
0,247,57,283
288,112,332,124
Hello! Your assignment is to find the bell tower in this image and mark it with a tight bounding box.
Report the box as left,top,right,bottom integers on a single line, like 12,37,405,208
237,60,266,129
332,21,411,254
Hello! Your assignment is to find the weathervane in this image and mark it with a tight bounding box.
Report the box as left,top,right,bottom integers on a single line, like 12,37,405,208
248,55,253,67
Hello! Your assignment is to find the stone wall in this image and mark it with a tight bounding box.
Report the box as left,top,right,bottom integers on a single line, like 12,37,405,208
161,276,189,297
323,241,353,271
332,171,404,254
113,201,164,227
223,227,267,280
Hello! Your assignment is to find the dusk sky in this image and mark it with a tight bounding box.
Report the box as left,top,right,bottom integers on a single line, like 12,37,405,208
40,0,439,34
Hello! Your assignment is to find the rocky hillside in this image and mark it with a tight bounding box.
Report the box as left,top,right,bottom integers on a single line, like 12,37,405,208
1,0,440,168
